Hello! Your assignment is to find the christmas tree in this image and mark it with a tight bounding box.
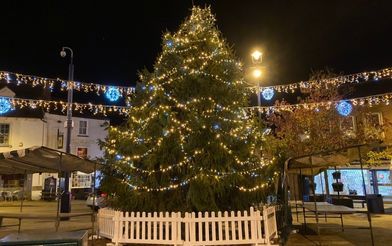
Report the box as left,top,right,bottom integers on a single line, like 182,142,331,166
102,6,275,212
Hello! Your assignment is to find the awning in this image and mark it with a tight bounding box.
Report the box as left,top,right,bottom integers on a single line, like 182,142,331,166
0,146,101,175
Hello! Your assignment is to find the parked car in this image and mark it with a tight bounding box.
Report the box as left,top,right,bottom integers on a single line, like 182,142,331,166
86,190,107,210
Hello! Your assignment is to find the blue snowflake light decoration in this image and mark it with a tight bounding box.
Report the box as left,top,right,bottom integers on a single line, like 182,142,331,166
261,88,274,101
336,101,353,116
105,86,121,102
0,97,11,114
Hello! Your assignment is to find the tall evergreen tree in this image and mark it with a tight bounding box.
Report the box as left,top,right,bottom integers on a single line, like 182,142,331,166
101,6,275,212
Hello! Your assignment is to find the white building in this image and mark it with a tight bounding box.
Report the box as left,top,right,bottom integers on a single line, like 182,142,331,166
0,86,109,200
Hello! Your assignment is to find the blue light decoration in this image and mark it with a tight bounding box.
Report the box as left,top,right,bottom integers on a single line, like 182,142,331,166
213,123,221,130
166,40,174,48
115,154,123,160
336,100,353,116
261,88,274,101
0,97,11,114
105,86,121,102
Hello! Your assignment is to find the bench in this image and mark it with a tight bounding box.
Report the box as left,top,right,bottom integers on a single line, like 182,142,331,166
0,212,94,232
353,199,366,208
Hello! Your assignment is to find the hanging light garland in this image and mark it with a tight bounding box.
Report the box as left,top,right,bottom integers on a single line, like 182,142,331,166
0,71,135,98
250,67,392,94
0,96,129,116
244,92,392,114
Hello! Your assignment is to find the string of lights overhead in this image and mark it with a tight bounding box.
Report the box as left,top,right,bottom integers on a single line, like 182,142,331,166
253,67,392,101
0,91,391,117
1,67,391,103
0,96,129,115
245,92,392,116
0,71,135,100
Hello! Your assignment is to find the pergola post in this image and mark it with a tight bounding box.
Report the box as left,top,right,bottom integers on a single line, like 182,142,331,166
309,156,320,235
357,146,375,246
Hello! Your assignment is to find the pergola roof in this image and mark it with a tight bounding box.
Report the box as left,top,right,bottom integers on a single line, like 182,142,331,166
0,146,101,175
286,144,390,175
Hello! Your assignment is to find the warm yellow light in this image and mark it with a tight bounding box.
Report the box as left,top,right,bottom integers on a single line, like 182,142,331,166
253,69,262,78
251,50,262,63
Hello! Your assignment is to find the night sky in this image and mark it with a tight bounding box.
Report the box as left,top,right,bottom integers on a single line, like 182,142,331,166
1,1,391,104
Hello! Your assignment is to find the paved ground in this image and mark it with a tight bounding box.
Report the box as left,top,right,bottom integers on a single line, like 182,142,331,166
0,200,110,245
286,203,392,246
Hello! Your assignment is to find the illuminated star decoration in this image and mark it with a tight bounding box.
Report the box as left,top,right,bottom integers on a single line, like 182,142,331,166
336,100,353,116
105,86,121,102
261,88,274,100
0,97,11,114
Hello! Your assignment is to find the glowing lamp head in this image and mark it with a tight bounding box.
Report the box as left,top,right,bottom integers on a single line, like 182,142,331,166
253,69,262,79
251,50,263,63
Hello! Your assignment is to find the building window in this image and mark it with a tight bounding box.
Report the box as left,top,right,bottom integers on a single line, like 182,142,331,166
78,120,88,136
365,112,384,139
0,124,10,146
340,116,356,137
366,112,383,127
77,147,88,159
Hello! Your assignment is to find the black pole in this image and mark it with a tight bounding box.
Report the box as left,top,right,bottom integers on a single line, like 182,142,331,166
309,156,320,235
61,47,74,214
358,146,375,246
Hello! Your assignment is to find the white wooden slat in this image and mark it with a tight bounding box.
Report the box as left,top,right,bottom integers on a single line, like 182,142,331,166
159,212,163,241
217,211,222,241
237,211,243,240
165,212,170,240
198,212,202,242
141,212,146,240
244,210,249,240
204,211,209,242
230,211,236,241
211,211,216,242
224,211,229,241
136,212,140,240
153,212,157,240
147,212,151,240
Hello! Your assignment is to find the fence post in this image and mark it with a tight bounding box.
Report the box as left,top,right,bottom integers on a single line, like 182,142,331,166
112,211,121,246
250,207,257,243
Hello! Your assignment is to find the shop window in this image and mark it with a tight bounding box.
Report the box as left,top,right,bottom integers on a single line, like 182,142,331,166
376,170,392,197
0,123,10,146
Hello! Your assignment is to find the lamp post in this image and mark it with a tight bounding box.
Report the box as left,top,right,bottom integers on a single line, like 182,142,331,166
60,47,74,214
251,50,263,119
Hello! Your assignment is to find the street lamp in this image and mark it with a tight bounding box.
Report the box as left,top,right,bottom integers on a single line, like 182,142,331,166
60,46,74,214
251,49,263,119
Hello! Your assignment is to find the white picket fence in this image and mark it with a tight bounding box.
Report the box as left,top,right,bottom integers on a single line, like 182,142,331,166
98,206,278,246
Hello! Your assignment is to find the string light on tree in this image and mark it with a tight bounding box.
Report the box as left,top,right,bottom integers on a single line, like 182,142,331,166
261,88,274,100
105,86,121,102
336,100,353,116
0,97,11,114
